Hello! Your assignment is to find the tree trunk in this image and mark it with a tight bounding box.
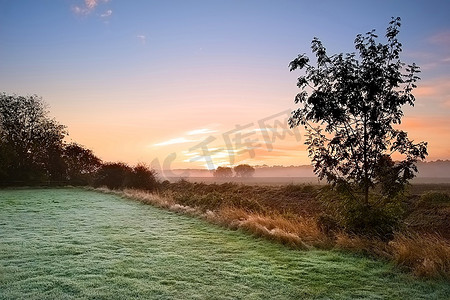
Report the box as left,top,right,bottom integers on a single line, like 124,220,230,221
363,114,369,205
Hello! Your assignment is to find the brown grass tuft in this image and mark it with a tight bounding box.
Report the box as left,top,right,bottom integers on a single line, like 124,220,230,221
213,207,331,249
389,233,450,278
122,189,174,208
334,233,391,258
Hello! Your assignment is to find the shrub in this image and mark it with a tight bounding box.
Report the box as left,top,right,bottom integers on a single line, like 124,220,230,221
419,191,450,206
127,163,158,191
94,162,132,189
283,184,316,197
93,162,158,191
319,186,404,239
159,180,171,191
316,214,341,237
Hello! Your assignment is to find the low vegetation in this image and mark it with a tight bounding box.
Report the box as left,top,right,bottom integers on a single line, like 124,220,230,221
2,189,449,299
106,180,450,279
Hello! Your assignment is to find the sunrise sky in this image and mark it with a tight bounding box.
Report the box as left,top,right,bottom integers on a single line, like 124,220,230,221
1,0,449,170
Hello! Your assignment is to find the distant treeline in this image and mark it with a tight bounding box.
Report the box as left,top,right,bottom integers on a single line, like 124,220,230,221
254,162,450,178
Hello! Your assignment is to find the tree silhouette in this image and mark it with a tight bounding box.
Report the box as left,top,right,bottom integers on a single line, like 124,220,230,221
63,143,102,185
94,162,132,189
234,164,255,177
0,93,104,186
0,93,67,183
288,18,427,234
213,166,233,178
127,163,158,191
93,162,159,190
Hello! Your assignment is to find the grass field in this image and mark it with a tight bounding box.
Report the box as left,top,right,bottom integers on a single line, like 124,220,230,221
1,188,449,299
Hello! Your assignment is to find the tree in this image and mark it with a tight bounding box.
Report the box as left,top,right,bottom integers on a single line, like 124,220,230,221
126,163,158,191
0,140,16,183
94,162,132,189
234,164,255,177
0,93,103,186
288,18,427,234
0,93,67,183
93,162,159,190
213,166,233,178
63,143,102,185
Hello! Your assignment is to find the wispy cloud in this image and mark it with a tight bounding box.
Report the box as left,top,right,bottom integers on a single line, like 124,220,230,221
187,128,217,136
136,35,146,44
72,0,111,16
85,0,97,9
415,78,450,102
428,30,450,46
100,9,112,18
153,137,198,147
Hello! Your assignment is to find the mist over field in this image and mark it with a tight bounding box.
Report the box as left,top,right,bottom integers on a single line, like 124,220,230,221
164,161,450,180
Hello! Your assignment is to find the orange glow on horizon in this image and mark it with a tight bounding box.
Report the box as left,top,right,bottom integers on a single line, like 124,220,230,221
59,109,449,170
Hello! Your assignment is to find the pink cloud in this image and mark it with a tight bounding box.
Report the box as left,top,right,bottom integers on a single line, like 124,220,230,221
414,78,450,107
86,0,99,9
72,0,111,16
428,31,450,46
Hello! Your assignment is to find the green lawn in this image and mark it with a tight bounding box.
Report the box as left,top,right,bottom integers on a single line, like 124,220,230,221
0,188,449,299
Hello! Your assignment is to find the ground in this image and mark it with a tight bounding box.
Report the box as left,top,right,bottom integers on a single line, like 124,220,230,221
1,188,449,299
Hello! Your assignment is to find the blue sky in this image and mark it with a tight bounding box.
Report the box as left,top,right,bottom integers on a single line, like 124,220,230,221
1,0,449,169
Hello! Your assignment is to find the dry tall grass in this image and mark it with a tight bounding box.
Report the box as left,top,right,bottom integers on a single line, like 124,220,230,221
212,207,331,249
389,233,450,278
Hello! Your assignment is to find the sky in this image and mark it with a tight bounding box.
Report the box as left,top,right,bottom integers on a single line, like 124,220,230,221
1,0,449,172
